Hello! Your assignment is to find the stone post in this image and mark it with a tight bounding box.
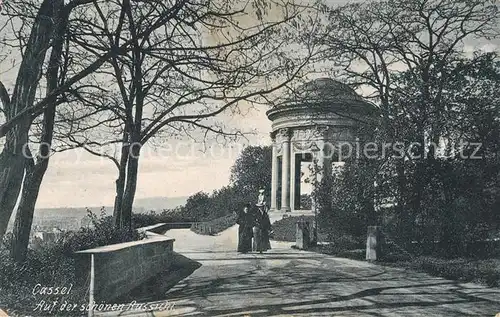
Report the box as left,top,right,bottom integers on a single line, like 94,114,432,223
280,129,291,212
296,219,310,250
366,226,382,261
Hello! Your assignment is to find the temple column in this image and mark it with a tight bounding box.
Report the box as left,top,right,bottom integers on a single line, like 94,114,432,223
290,149,296,211
280,129,291,212
270,137,278,211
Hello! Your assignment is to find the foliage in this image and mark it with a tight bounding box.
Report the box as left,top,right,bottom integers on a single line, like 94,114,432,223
230,145,272,200
271,214,365,255
208,186,252,220
182,187,249,222
0,245,82,316
305,0,500,258
315,152,500,258
271,216,329,242
182,192,212,221
61,211,142,255
183,146,272,223
0,212,142,316
312,157,379,243
323,235,365,254
271,216,309,242
299,194,312,210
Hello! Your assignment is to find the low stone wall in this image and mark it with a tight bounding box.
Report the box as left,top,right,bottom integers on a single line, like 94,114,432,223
75,236,175,302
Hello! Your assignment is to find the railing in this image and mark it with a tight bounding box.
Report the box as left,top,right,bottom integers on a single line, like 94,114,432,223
190,214,237,235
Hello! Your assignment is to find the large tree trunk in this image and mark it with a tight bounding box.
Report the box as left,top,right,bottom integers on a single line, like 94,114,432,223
10,153,46,262
0,0,57,243
365,176,377,227
115,4,144,232
113,133,129,228
120,143,141,231
439,162,458,257
0,153,25,242
406,128,427,246
9,0,65,262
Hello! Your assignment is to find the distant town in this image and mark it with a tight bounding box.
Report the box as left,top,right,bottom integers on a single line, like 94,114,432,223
6,196,188,249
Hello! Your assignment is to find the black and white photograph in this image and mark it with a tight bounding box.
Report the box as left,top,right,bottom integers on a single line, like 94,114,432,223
0,0,499,315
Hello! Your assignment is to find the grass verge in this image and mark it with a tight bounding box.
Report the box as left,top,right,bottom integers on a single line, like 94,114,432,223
272,216,500,288
314,244,500,287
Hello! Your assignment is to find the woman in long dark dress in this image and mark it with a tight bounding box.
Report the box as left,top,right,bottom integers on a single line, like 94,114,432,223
236,204,254,253
261,207,272,250
253,205,272,253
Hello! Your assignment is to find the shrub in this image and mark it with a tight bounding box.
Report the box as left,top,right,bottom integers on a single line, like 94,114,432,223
335,249,365,261
0,240,84,316
312,158,379,248
271,216,316,242
0,212,143,316
61,211,141,254
182,146,272,222
312,235,364,259
299,194,312,210
328,235,364,253
181,187,250,222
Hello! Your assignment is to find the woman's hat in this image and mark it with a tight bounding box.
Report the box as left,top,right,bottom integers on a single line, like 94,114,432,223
259,188,265,193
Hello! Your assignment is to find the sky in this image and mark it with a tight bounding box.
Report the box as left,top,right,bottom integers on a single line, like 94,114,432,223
36,109,272,208
0,0,498,208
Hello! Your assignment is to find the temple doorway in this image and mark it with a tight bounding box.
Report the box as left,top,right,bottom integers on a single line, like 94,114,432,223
293,153,313,210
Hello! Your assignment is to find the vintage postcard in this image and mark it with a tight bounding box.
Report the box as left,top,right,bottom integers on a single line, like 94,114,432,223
0,0,499,316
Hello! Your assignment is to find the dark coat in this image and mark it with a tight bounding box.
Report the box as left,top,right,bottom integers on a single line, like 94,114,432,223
236,210,254,253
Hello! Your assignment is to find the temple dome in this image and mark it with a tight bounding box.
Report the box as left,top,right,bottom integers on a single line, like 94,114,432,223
266,78,378,131
268,78,377,116
292,78,365,103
